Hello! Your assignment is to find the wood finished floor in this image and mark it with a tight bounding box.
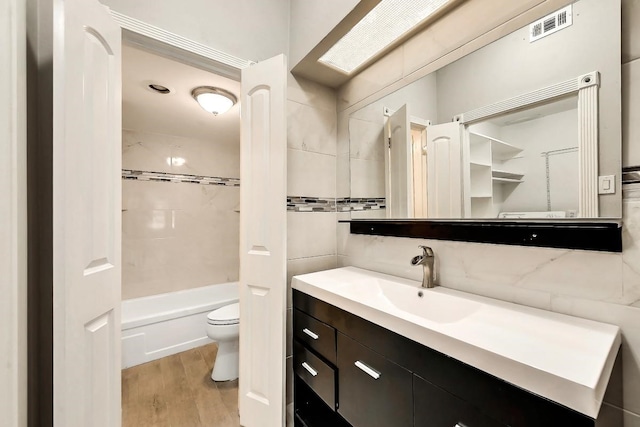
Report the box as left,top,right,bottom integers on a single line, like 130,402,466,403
122,343,240,427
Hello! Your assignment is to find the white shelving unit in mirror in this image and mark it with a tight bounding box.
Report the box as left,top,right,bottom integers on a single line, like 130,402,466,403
467,131,524,218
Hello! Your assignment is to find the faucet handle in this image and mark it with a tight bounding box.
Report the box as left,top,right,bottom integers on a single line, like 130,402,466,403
418,245,434,257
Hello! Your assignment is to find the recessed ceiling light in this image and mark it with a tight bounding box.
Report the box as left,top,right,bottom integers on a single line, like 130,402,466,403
147,83,171,94
319,0,452,74
191,86,237,116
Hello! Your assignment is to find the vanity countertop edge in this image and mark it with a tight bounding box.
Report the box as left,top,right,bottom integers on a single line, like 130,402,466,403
291,266,621,419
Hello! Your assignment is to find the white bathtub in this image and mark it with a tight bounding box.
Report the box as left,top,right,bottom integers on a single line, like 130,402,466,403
121,282,239,368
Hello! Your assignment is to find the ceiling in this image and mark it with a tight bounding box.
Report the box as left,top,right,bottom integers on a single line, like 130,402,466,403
122,44,241,144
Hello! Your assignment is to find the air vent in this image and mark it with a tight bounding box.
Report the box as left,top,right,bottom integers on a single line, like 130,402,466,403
529,5,572,42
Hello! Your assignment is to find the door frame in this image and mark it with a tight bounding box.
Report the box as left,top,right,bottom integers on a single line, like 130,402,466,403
110,7,289,422
0,0,27,426
109,10,254,82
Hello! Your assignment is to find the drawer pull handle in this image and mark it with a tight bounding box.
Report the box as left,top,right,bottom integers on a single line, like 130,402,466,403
302,328,319,340
301,362,318,377
354,360,381,380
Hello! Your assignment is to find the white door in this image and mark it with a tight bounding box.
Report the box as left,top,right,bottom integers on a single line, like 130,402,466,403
426,122,462,218
52,0,121,425
239,55,287,427
411,124,429,217
386,105,413,217
0,0,26,425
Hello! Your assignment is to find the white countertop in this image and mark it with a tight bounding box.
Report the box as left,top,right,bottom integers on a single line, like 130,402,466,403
292,267,621,418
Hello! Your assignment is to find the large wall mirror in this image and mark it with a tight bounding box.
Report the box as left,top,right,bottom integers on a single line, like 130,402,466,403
347,0,621,221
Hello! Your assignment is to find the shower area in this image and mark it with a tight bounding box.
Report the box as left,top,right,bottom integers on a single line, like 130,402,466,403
120,43,242,425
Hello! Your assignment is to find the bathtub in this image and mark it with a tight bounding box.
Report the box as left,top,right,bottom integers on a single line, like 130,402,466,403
121,282,238,368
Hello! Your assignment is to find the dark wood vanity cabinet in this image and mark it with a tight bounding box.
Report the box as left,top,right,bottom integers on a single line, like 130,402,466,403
337,332,413,427
413,374,504,427
293,289,610,427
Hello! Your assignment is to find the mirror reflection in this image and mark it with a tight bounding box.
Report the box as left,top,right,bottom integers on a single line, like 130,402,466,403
348,0,620,219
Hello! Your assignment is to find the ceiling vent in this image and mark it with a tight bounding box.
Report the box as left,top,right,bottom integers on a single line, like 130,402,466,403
529,5,572,42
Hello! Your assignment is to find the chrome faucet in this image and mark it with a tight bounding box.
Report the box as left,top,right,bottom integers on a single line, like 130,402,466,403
411,245,436,288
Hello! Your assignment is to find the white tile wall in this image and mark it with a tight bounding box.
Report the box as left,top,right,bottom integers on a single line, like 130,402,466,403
349,117,385,161
121,130,240,300
287,100,337,156
350,157,385,198
287,212,337,260
123,129,240,178
287,148,336,198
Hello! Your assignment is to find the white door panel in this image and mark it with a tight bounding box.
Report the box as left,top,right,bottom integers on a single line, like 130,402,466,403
53,0,121,425
239,54,287,427
387,105,413,217
426,122,462,218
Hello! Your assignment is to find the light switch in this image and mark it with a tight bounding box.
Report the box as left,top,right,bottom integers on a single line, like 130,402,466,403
598,175,616,194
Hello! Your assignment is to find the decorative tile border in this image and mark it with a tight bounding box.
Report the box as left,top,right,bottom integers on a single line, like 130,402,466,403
288,196,386,212
623,166,640,185
122,169,240,187
287,197,336,212
342,197,386,212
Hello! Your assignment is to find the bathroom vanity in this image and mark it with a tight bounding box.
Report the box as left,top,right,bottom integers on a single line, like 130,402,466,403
292,267,621,427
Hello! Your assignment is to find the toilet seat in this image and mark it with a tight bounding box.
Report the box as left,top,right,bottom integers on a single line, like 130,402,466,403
207,302,240,325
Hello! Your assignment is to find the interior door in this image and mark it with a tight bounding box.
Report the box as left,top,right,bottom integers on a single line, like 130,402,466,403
411,124,429,217
386,105,413,217
426,122,462,218
1,0,26,425
52,0,122,425
239,54,287,427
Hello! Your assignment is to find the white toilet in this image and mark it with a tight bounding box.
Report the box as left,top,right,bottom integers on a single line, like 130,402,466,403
206,302,240,381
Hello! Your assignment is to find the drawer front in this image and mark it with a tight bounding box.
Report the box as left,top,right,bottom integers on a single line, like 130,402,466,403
294,340,336,410
414,374,505,427
294,309,336,364
337,333,412,427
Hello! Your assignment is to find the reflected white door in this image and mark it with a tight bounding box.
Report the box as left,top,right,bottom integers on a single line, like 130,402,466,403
426,122,462,218
239,54,287,427
411,125,429,217
52,0,122,425
386,105,413,217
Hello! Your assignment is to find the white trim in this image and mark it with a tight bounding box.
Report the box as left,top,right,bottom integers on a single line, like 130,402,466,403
458,71,600,218
457,71,599,124
110,10,254,81
577,82,599,216
0,0,27,425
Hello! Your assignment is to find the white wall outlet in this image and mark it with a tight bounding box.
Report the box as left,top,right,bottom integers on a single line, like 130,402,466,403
598,175,616,194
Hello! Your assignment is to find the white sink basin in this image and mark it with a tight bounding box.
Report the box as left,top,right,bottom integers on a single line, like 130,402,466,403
329,273,481,324
292,266,621,419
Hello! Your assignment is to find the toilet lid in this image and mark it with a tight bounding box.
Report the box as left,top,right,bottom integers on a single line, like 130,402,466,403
207,303,240,325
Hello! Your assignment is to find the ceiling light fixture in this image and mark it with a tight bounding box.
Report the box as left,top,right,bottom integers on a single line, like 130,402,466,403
319,0,452,74
191,86,237,116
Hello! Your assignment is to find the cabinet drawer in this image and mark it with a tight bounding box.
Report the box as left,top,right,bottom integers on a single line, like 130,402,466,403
294,309,336,364
337,332,412,427
414,374,505,427
294,340,336,410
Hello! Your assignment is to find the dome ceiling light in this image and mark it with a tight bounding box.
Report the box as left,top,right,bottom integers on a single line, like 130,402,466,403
191,86,237,116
